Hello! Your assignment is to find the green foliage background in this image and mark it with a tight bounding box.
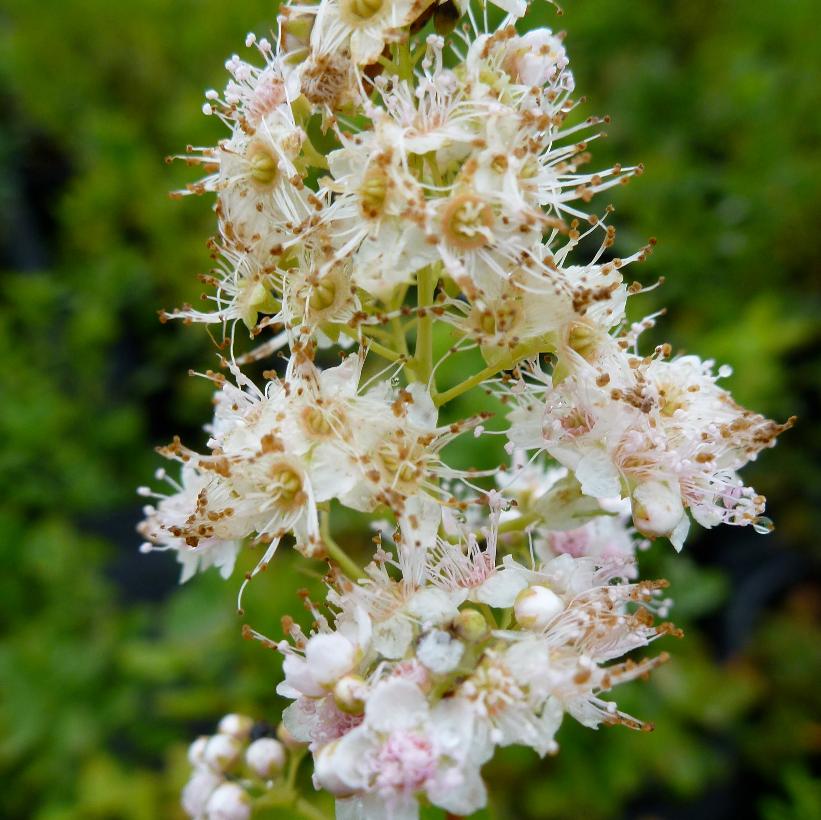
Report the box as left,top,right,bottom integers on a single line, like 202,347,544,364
0,1,819,817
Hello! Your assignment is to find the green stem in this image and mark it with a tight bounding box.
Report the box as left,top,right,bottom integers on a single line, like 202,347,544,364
301,139,329,170
294,797,333,820
397,41,413,82
286,747,306,793
336,324,403,363
321,510,365,580
479,603,498,629
414,266,437,384
434,341,546,407
498,511,541,534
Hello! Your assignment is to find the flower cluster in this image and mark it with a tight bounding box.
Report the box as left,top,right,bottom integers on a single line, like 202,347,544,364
183,714,287,820
269,504,675,818
145,0,793,818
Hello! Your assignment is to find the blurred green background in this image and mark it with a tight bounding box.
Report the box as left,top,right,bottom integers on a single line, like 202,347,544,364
1,0,819,818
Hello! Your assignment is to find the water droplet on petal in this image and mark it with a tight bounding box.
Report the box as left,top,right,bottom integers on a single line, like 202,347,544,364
752,516,774,535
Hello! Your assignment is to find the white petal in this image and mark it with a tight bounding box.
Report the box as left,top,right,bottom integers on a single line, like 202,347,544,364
474,559,530,608
574,449,621,498
405,588,460,626
365,679,427,733
309,443,358,502
372,616,414,659
305,633,356,687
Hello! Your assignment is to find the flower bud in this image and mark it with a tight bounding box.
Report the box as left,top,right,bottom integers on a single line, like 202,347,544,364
205,782,251,820
217,713,254,741
203,734,243,773
333,674,368,715
245,737,286,779
452,608,490,643
514,585,564,630
631,479,685,540
304,633,356,688
187,735,209,767
182,768,221,818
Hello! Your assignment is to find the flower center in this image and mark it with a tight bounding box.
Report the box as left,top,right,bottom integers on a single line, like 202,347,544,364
375,732,436,793
657,384,687,417
477,310,497,336
377,439,427,488
441,193,494,250
308,277,337,311
247,142,278,187
567,322,598,361
267,464,303,505
359,167,388,218
344,0,384,21
301,406,334,437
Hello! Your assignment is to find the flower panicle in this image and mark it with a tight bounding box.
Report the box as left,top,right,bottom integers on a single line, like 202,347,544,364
141,0,793,817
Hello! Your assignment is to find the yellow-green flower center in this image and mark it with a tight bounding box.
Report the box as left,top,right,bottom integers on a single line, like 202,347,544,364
268,465,303,505
344,0,384,21
247,142,278,187
442,193,495,250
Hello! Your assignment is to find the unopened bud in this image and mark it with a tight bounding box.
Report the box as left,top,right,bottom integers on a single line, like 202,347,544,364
453,608,490,642
205,782,251,820
631,479,685,539
217,713,254,741
182,768,221,818
245,737,286,779
203,734,243,773
514,585,564,630
187,735,209,767
333,674,367,715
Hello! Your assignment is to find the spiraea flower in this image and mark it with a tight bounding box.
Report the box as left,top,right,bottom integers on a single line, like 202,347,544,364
308,0,428,66
507,345,793,547
145,1,793,817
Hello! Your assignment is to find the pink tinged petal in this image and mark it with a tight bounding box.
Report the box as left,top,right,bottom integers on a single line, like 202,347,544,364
281,699,319,743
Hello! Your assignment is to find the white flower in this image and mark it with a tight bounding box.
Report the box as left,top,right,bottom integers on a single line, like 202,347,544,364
416,630,464,674
506,349,792,547
315,679,492,818
309,0,421,66
217,714,254,740
137,465,242,584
